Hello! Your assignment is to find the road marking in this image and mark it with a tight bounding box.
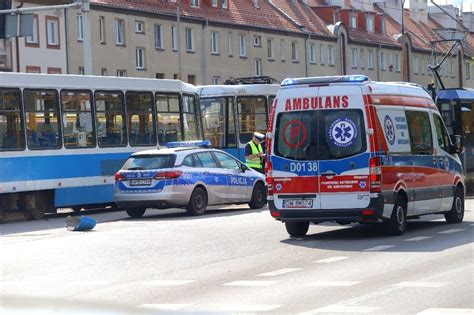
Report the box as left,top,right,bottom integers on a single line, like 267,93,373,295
417,308,474,315
223,280,278,287
141,280,195,286
393,281,447,288
257,268,302,277
139,304,189,311
314,256,349,263
205,304,283,312
301,305,379,314
307,281,360,287
438,228,465,234
405,236,432,241
362,245,395,251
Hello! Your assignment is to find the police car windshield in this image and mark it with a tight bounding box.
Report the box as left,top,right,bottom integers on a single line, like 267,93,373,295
275,109,366,160
122,155,176,170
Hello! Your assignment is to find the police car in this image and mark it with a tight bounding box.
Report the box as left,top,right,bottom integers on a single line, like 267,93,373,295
114,141,267,218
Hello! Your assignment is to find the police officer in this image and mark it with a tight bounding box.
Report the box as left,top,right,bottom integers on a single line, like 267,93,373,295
245,132,265,173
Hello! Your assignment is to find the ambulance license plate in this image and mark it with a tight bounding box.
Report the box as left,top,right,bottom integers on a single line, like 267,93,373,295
130,179,152,186
282,199,313,208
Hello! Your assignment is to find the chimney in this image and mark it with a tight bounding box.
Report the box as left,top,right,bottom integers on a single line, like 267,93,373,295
377,0,402,26
409,0,428,24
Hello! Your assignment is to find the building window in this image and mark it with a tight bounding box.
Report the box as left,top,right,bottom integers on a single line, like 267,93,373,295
366,16,374,32
101,68,108,76
154,24,164,49
254,58,262,76
267,38,274,60
350,15,357,28
76,14,83,41
47,67,61,74
253,35,261,47
136,47,145,70
381,16,386,33
309,43,316,64
414,56,419,74
99,16,105,44
420,58,425,75
228,32,233,57
380,52,386,70
117,69,127,77
172,25,177,51
212,76,221,85
115,18,125,45
466,62,471,80
450,59,454,77
368,50,374,69
211,31,219,54
173,74,179,79
26,66,41,73
388,53,393,71
351,47,357,68
291,41,298,62
46,16,60,49
395,54,400,72
185,28,195,52
360,49,365,69
191,0,199,7
188,75,196,85
79,66,85,75
328,45,334,65
25,14,39,47
222,0,228,9
135,21,144,34
212,0,218,7
280,39,285,62
156,73,165,79
239,34,247,57
319,44,324,65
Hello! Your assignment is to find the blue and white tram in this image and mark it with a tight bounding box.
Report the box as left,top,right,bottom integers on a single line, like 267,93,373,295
0,73,201,219
198,84,279,161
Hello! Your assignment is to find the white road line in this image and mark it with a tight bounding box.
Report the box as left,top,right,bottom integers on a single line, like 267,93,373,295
204,304,283,312
307,281,360,287
257,268,302,277
417,308,474,315
140,280,196,286
301,305,379,314
223,280,278,286
438,228,465,234
405,236,432,241
138,304,189,311
392,281,447,288
362,245,395,252
314,256,349,263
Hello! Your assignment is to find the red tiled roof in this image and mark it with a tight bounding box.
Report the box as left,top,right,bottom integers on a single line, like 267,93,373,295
463,32,474,57
402,11,447,52
92,0,304,34
347,28,399,47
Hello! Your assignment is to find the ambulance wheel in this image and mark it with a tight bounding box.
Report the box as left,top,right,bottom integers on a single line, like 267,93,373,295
385,196,407,236
249,182,266,209
444,187,464,223
285,222,309,237
126,208,146,218
187,187,207,216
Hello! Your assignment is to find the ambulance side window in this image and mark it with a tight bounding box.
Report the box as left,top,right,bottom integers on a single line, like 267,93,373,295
433,114,450,153
406,110,433,155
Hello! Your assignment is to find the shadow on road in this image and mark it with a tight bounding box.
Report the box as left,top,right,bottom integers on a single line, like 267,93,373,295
281,219,473,253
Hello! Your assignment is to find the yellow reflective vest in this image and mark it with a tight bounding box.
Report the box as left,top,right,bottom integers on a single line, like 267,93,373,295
246,140,263,169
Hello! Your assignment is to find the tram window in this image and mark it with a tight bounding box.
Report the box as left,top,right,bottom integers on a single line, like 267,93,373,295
126,92,156,146
61,90,96,148
156,93,182,145
182,94,201,142
200,97,236,148
95,91,127,147
24,89,61,150
237,96,267,144
0,89,25,151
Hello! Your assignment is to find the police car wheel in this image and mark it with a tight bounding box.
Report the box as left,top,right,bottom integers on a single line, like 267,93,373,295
187,187,208,216
444,187,464,224
126,208,146,218
249,182,266,209
385,196,407,236
285,222,309,237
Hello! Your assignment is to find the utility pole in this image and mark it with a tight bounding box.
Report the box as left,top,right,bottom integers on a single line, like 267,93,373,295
81,0,92,75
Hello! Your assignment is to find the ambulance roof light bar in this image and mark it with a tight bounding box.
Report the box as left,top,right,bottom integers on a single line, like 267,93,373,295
166,140,212,148
281,75,370,87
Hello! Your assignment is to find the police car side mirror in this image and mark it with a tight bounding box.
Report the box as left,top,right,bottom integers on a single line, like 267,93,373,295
240,164,249,172
449,135,464,154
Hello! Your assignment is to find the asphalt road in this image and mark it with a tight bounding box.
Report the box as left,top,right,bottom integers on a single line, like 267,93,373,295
1,201,473,314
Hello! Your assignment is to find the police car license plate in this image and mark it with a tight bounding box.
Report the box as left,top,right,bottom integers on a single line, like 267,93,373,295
282,199,313,208
130,179,152,186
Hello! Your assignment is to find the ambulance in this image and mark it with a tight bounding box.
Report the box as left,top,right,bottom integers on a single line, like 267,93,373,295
266,75,465,237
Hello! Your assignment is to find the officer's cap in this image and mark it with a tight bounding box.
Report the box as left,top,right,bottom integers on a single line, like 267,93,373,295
253,132,265,140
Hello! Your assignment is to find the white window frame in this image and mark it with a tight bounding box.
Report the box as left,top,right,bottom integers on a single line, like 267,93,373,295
136,47,145,70
101,68,108,76
191,0,199,7
26,15,38,45
212,0,218,7
267,38,274,60
185,27,195,52
395,54,400,72
212,76,221,85
280,39,286,62
466,62,471,80
291,41,298,62
450,59,454,77
79,66,85,75
368,50,374,69
254,58,262,76
309,43,316,64
388,53,393,71
253,35,261,47
319,44,324,65
328,45,334,65
115,18,125,45
380,52,386,70
350,15,357,29
360,49,365,69
239,34,247,57
172,25,177,51
228,32,233,57
154,24,164,49
366,16,374,32
76,14,83,41
414,56,419,74
381,15,386,33
211,31,219,54
222,0,228,8
351,47,357,68
99,16,105,44
116,69,127,77
46,18,59,47
135,20,144,33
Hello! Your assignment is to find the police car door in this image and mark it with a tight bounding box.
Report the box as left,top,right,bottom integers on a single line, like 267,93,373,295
212,151,247,201
318,86,371,210
195,151,230,203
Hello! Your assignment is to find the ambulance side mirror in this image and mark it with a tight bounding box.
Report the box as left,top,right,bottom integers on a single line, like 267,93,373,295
449,135,464,154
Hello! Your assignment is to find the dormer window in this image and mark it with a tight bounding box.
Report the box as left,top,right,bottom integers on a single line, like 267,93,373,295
366,16,374,32
212,0,218,7
191,0,199,7
222,0,228,8
381,15,386,33
350,15,357,29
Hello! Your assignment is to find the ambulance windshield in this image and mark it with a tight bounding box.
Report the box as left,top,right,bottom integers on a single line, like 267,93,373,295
274,109,366,160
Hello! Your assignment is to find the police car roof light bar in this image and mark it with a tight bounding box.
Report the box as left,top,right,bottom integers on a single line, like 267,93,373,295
281,75,370,87
166,140,212,148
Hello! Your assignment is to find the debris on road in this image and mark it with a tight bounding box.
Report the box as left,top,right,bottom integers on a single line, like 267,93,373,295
66,216,96,231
